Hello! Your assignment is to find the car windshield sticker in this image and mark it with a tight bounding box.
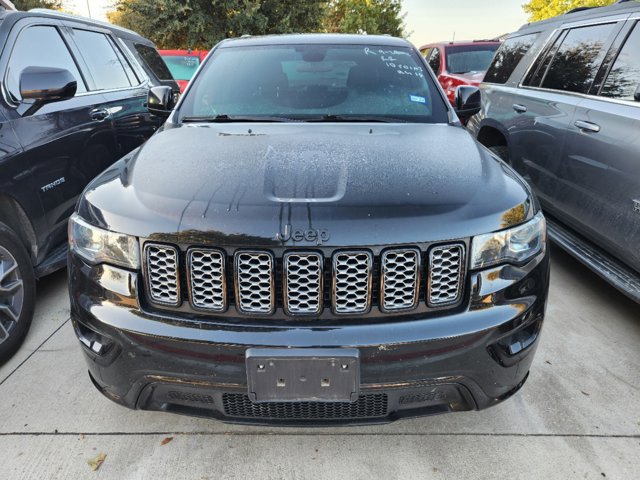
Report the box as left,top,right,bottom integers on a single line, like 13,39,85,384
409,94,426,104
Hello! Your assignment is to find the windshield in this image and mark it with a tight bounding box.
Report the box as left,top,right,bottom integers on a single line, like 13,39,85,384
445,44,499,74
162,55,201,80
179,44,449,123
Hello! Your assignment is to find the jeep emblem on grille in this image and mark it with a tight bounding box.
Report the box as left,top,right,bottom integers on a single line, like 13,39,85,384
275,224,330,245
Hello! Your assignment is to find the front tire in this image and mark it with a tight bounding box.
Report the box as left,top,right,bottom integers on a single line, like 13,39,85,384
0,223,36,365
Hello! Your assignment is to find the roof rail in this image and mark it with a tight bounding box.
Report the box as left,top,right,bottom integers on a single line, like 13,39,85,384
566,0,636,14
565,6,594,14
28,8,139,36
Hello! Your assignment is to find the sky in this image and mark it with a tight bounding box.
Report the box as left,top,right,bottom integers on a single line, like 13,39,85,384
402,0,529,47
63,0,530,46
63,0,112,21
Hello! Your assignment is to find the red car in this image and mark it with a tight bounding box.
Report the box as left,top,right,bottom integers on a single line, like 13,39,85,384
159,49,209,93
419,40,501,105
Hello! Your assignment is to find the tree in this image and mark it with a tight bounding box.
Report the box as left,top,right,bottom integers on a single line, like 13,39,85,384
12,0,62,10
108,0,327,50
522,0,617,22
324,0,406,37
108,0,408,49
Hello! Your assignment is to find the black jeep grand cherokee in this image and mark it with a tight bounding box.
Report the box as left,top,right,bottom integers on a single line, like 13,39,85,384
68,34,549,425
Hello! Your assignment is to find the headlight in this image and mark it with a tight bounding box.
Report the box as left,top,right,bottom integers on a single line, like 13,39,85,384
68,213,140,269
471,212,546,269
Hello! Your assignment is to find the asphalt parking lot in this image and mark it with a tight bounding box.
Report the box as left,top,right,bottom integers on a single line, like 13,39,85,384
0,246,638,479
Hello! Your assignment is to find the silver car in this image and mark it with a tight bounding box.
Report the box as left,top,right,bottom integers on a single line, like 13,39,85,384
468,0,640,302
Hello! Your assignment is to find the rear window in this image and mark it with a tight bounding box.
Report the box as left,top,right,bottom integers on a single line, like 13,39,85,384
162,55,201,81
134,43,173,81
484,33,539,84
540,23,616,94
445,44,499,74
600,23,640,100
180,44,450,123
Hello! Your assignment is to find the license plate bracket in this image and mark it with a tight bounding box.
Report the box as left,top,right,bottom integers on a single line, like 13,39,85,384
246,348,360,403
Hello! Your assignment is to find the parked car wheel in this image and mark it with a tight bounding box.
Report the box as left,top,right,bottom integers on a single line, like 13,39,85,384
489,145,510,163
0,222,35,365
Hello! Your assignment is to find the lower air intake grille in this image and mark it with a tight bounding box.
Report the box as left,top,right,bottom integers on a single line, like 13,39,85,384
222,393,388,420
144,244,179,306
428,244,464,306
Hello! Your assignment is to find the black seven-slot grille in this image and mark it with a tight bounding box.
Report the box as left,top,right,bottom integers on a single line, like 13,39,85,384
222,393,388,420
143,244,465,315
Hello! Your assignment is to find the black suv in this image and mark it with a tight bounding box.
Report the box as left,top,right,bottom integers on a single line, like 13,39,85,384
0,8,174,363
468,0,640,302
68,34,550,425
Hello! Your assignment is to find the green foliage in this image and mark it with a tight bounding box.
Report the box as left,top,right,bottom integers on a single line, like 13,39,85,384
108,0,327,49
324,0,406,37
12,0,63,10
108,0,407,49
522,0,617,22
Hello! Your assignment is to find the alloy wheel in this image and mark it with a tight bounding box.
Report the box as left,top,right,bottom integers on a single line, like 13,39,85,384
0,245,24,345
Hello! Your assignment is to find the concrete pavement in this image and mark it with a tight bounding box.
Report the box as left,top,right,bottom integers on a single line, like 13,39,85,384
0,248,638,479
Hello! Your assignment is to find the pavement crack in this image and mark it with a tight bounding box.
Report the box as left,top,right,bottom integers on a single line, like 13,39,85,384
0,318,70,388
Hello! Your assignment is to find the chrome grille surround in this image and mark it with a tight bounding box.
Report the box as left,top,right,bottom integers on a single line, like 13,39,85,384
332,251,373,315
283,252,323,315
142,243,467,316
188,249,227,312
380,248,420,312
428,244,465,307
234,251,275,315
144,243,180,306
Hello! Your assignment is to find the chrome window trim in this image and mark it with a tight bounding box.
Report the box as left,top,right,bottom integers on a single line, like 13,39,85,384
73,81,150,97
558,12,632,30
187,248,228,313
512,84,640,108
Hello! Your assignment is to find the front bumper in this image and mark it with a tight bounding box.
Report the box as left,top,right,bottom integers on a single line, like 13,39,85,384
68,249,549,425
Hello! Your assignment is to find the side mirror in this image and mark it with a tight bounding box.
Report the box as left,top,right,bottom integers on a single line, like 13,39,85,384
454,85,481,120
20,66,77,116
147,86,175,118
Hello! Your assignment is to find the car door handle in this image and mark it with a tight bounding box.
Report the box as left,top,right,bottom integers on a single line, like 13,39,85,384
512,104,527,113
90,108,110,121
574,120,600,133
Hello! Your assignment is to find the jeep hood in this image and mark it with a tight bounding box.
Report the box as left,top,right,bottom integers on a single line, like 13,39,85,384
80,123,534,246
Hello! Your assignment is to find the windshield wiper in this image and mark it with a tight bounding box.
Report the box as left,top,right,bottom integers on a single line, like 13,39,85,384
181,114,295,123
303,114,406,123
